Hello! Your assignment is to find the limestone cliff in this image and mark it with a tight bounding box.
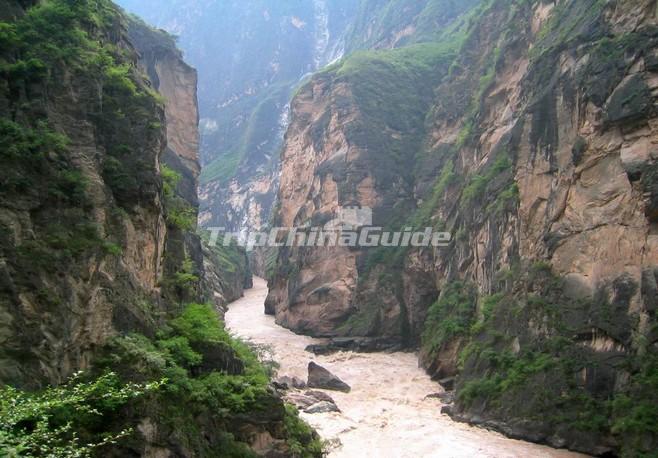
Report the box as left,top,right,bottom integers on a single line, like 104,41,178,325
268,0,658,455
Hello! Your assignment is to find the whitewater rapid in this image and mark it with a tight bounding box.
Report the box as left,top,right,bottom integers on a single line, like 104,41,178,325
225,278,588,458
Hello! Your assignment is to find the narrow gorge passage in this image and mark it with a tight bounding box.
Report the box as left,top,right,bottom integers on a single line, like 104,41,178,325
225,278,588,458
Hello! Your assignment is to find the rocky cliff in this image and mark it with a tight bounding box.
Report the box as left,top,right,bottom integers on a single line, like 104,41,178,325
117,0,487,260
126,16,250,309
0,1,319,456
115,0,357,244
267,0,658,455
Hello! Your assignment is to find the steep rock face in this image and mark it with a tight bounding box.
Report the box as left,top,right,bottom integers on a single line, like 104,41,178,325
117,0,488,246
266,38,460,337
269,0,658,454
0,2,318,456
202,241,252,310
128,18,251,309
116,0,361,241
0,0,172,387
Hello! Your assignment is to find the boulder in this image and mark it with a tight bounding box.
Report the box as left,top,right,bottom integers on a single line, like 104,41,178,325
307,362,351,392
424,391,454,403
305,337,403,355
284,393,317,409
304,390,336,404
304,401,341,414
273,375,306,390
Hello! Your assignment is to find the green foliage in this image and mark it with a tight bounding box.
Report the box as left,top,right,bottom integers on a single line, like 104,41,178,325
104,63,137,96
99,302,319,456
0,372,163,457
167,258,200,296
461,153,512,208
529,0,607,61
170,303,230,345
199,81,290,185
161,164,182,198
421,281,477,356
161,165,196,230
0,119,87,206
412,160,456,228
15,220,112,270
283,405,324,458
611,355,658,456
469,293,503,335
166,203,197,231
458,351,557,406
206,242,246,274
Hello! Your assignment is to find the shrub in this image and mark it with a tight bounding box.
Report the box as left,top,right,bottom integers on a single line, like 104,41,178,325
460,153,512,208
0,372,163,457
283,405,324,457
161,164,181,198
421,281,477,356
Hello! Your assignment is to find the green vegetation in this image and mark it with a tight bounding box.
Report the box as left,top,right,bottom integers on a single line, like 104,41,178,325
611,354,658,456
167,204,197,231
0,372,163,457
444,262,658,456
488,182,519,215
161,164,182,198
461,153,512,208
458,351,556,406
101,303,322,456
166,258,200,298
161,165,197,230
529,0,608,61
421,281,477,357
200,82,290,185
412,160,456,228
200,150,241,185
344,0,481,51
283,405,324,457
208,242,247,274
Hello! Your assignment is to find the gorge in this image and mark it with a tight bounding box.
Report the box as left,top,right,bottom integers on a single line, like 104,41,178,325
1,0,658,457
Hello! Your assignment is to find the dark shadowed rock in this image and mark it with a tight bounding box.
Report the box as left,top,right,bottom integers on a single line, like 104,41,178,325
307,362,351,392
305,337,403,355
304,401,341,414
439,377,455,391
304,390,336,404
273,375,307,390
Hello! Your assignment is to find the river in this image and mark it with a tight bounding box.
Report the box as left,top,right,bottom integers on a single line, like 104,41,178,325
225,277,588,458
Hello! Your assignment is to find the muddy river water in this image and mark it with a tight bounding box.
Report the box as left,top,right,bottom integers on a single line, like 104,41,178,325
225,278,588,458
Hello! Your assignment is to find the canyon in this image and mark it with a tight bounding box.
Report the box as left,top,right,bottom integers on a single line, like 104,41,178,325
227,277,588,458
1,0,657,457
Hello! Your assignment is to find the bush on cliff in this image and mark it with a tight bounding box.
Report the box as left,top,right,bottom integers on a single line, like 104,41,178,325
0,372,163,457
99,303,322,456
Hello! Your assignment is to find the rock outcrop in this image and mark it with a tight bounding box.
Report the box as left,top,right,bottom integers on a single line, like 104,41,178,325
307,361,351,392
267,0,658,455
